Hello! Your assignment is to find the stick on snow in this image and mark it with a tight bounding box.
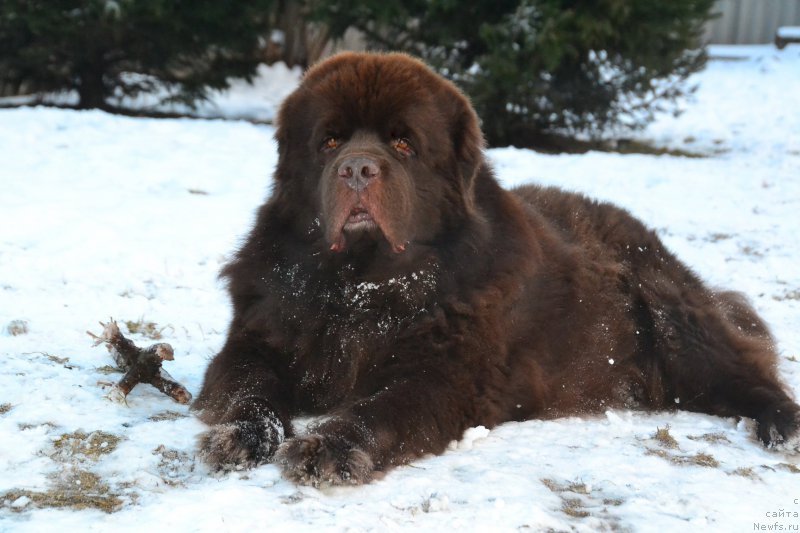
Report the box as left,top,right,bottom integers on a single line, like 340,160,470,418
88,319,192,405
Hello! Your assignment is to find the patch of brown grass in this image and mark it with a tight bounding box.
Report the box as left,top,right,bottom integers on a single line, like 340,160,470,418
124,318,164,340
653,426,679,449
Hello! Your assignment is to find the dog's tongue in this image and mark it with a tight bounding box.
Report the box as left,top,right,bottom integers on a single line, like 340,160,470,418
330,236,405,254
329,233,347,252
346,206,372,224
329,230,405,254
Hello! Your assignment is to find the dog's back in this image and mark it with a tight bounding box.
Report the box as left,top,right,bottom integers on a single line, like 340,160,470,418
512,184,796,447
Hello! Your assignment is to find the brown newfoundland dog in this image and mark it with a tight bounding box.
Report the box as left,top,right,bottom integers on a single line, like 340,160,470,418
193,52,799,485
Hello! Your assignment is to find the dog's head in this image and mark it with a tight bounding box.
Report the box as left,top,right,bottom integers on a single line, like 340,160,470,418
273,52,485,254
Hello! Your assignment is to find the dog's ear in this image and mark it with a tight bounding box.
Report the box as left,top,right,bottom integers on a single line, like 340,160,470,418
445,88,485,194
454,98,485,188
273,92,301,184
269,89,323,223
272,87,324,207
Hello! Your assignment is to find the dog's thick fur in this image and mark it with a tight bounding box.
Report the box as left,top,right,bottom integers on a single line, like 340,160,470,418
193,52,799,485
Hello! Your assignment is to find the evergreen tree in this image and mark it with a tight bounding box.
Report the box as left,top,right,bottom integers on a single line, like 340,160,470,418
313,0,715,147
0,0,273,109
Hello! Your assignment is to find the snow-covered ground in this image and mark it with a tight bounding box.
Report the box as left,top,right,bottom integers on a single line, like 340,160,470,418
1,45,799,532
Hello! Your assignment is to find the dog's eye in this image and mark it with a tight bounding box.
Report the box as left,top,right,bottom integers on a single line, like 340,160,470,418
391,138,413,156
321,137,340,152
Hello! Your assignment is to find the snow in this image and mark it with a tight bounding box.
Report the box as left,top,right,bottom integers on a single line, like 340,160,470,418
1,44,799,531
777,26,800,40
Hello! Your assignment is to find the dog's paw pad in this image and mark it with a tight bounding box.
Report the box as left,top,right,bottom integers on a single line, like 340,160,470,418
770,422,800,454
758,406,800,453
197,420,279,471
276,435,373,486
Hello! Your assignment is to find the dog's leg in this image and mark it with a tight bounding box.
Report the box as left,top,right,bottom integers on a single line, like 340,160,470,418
192,336,294,470
275,369,476,486
639,278,799,451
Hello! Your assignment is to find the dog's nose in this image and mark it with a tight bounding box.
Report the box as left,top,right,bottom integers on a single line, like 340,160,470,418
337,156,380,191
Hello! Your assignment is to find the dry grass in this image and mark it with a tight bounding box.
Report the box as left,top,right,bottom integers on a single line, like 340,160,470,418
646,449,720,468
706,233,733,243
1,429,127,513
541,478,590,495
2,485,122,513
690,453,721,468
773,289,800,302
124,318,165,340
148,411,187,422
653,426,679,449
541,478,626,529
731,467,759,480
776,463,800,474
22,351,73,367
562,497,590,518
542,478,592,519
687,433,731,445
52,430,122,461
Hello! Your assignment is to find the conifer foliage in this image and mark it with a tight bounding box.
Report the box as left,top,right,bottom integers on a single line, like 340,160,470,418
0,0,273,109
314,0,716,146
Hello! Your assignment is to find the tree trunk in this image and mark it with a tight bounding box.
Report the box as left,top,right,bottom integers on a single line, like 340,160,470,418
76,64,108,110
272,1,331,68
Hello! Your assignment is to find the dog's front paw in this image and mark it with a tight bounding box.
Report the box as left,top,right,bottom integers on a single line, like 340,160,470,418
197,417,284,471
275,434,374,487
